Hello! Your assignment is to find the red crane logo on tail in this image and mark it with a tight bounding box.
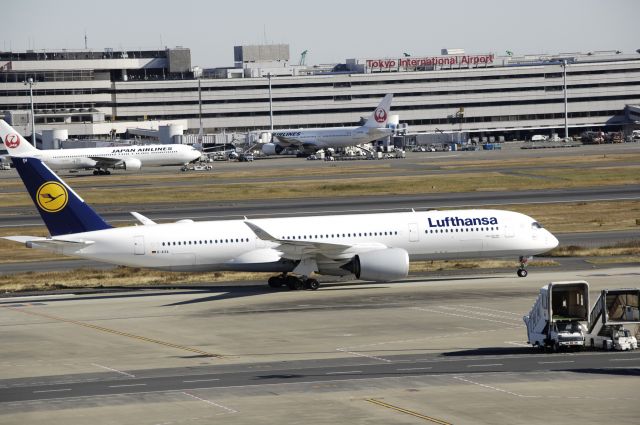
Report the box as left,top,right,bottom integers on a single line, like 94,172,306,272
374,108,387,123
4,134,20,149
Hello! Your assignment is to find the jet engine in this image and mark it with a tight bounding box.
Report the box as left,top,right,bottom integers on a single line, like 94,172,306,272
118,157,142,171
340,248,409,282
262,143,284,156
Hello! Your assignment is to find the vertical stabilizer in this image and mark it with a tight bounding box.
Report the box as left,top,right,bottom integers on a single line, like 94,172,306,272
0,119,39,155
11,156,112,236
363,94,393,128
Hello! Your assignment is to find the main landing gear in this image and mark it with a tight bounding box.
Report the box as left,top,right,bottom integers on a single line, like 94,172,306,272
268,273,320,291
517,256,529,278
92,169,111,175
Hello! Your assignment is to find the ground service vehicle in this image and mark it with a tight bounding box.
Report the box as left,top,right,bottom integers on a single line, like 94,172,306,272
524,281,589,351
586,288,640,351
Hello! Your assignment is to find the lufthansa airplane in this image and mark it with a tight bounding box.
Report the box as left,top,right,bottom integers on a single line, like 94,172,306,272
0,120,202,175
4,158,559,291
262,94,394,155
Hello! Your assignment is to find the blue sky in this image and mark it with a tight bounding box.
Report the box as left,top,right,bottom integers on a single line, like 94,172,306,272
3,0,638,67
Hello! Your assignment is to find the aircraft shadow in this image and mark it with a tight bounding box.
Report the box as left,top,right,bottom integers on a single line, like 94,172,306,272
442,347,539,356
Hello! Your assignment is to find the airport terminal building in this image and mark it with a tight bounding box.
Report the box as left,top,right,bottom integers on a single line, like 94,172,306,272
1,45,639,141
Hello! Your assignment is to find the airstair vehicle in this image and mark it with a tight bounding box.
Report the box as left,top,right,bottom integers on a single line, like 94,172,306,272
586,289,640,351
524,281,590,352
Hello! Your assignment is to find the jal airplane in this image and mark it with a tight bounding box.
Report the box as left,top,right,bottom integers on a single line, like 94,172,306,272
262,94,395,155
0,120,202,175
4,135,559,291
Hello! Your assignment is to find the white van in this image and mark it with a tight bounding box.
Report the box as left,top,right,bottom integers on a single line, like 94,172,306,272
530,135,548,142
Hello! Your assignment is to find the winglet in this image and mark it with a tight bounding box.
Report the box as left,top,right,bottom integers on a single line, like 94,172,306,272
244,221,278,242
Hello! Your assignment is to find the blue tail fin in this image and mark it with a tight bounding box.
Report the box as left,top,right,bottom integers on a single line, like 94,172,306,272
12,157,112,236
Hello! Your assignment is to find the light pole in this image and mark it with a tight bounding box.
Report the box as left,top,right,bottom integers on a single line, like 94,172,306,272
562,60,568,140
24,77,36,145
197,77,203,142
267,72,273,131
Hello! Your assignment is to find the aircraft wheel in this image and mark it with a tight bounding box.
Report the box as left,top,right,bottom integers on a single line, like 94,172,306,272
286,276,303,290
517,269,528,278
306,279,320,291
93,170,99,175
268,276,282,288
106,170,111,175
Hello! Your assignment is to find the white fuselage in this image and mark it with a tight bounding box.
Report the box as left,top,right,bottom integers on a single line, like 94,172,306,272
273,126,393,150
47,209,558,274
20,145,201,170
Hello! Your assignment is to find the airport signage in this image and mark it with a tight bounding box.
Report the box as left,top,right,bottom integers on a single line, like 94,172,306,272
365,54,495,70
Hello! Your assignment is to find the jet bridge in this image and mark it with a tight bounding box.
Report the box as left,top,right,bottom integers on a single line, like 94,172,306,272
587,288,640,350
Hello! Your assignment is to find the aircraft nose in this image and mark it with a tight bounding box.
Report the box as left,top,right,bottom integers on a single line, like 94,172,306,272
546,231,559,250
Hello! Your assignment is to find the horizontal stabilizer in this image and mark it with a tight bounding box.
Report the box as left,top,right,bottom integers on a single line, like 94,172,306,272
2,235,93,252
131,211,157,225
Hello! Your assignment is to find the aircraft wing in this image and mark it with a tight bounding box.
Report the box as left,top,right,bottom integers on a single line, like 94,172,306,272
88,156,124,167
271,135,303,146
244,221,384,258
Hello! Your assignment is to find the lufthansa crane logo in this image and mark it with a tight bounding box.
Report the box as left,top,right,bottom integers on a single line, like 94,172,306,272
36,182,68,213
4,134,20,149
374,107,387,123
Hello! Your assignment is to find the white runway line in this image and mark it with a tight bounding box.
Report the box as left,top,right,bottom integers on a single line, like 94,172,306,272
538,360,574,364
183,378,221,383
108,383,147,388
33,388,71,393
91,363,136,378
182,392,238,413
467,364,504,368
326,370,362,375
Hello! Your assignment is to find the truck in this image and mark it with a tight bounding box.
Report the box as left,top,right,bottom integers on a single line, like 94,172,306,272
585,289,639,351
523,281,589,352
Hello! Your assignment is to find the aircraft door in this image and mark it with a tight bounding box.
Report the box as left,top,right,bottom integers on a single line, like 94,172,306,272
408,223,419,242
134,235,145,255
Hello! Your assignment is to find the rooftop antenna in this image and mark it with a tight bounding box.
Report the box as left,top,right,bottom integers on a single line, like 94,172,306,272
84,31,88,49
263,25,268,44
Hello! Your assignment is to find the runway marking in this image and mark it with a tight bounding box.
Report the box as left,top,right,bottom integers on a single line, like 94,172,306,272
609,358,640,361
326,370,362,375
467,363,504,368
454,374,640,401
8,307,223,358
183,378,221,383
91,363,136,378
365,398,452,424
33,388,71,393
108,383,146,388
397,367,433,371
337,326,519,362
456,304,522,317
182,392,238,414
411,306,520,326
538,360,574,364
335,349,393,363
453,376,534,398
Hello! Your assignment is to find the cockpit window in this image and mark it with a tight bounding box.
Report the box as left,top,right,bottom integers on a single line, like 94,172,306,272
531,222,543,229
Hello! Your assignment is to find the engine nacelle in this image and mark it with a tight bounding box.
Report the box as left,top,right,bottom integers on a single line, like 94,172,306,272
262,143,284,156
340,248,409,282
118,157,142,171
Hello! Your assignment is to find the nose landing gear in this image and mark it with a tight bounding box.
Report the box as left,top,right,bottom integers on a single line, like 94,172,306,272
517,256,529,277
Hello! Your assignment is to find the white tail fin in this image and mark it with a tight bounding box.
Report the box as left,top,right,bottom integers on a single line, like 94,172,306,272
0,120,39,155
363,94,393,128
